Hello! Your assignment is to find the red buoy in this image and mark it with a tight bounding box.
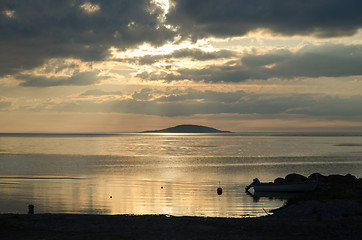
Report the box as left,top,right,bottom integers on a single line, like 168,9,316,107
217,187,222,195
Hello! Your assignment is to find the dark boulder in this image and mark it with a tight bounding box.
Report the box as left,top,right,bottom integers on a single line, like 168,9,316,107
327,174,349,185
274,177,286,184
308,173,327,183
285,173,308,183
344,173,358,183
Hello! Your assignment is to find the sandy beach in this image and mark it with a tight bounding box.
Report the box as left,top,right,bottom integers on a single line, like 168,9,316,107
1,212,361,240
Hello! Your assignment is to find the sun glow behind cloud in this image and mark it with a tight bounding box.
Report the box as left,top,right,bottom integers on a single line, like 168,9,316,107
79,2,101,14
153,0,170,14
111,39,215,58
110,39,224,79
2,9,15,18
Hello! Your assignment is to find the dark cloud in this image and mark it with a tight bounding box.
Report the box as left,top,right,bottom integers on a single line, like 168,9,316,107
167,0,362,40
121,48,238,65
132,88,154,100
81,89,123,96
171,48,237,60
49,88,362,118
157,89,246,103
18,70,102,87
241,49,292,67
0,0,175,76
138,43,362,82
288,95,362,116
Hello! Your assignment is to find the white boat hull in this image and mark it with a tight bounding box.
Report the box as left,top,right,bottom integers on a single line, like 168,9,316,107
253,181,318,192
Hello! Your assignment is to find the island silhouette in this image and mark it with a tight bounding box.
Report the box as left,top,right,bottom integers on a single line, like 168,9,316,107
141,124,232,133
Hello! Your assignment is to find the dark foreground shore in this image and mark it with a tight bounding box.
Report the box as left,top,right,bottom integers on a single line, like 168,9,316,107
1,213,361,240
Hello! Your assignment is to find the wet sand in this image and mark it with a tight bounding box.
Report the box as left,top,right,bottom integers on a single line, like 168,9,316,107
1,213,361,240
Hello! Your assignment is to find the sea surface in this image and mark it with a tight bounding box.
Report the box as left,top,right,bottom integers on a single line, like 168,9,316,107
0,133,362,217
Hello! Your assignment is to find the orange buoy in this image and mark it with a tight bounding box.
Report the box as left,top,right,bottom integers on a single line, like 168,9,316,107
217,187,222,195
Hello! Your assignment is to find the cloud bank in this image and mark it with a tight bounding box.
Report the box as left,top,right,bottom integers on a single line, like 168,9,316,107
138,43,362,82
18,70,102,87
167,0,362,39
0,0,175,76
48,88,362,118
2,0,362,78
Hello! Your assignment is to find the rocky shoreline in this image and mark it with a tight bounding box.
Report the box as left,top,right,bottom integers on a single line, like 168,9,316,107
257,173,361,221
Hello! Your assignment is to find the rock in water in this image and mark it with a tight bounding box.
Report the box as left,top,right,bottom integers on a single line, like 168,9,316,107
285,173,308,182
274,177,286,184
308,173,327,183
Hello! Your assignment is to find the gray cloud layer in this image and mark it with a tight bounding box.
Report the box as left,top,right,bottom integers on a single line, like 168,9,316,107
0,100,11,109
51,88,362,118
122,48,238,65
139,43,362,82
18,71,102,87
2,0,362,80
81,89,123,96
167,0,362,39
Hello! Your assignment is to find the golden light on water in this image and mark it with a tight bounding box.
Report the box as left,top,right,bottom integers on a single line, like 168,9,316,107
0,176,276,217
1,133,362,216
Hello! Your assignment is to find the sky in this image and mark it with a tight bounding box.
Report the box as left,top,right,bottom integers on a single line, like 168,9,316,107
1,0,362,133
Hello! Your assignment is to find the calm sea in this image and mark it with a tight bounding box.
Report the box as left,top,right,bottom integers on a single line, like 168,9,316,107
0,133,361,217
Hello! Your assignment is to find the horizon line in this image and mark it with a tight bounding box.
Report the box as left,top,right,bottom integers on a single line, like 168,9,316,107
1,131,362,136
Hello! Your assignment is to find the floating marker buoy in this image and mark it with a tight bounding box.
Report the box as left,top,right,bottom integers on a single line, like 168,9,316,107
217,187,222,195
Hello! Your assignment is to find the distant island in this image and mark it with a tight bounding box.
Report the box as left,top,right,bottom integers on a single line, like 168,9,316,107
141,124,232,133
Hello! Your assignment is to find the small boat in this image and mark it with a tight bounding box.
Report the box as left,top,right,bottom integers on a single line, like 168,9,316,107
250,191,302,199
245,189,302,202
245,178,318,192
